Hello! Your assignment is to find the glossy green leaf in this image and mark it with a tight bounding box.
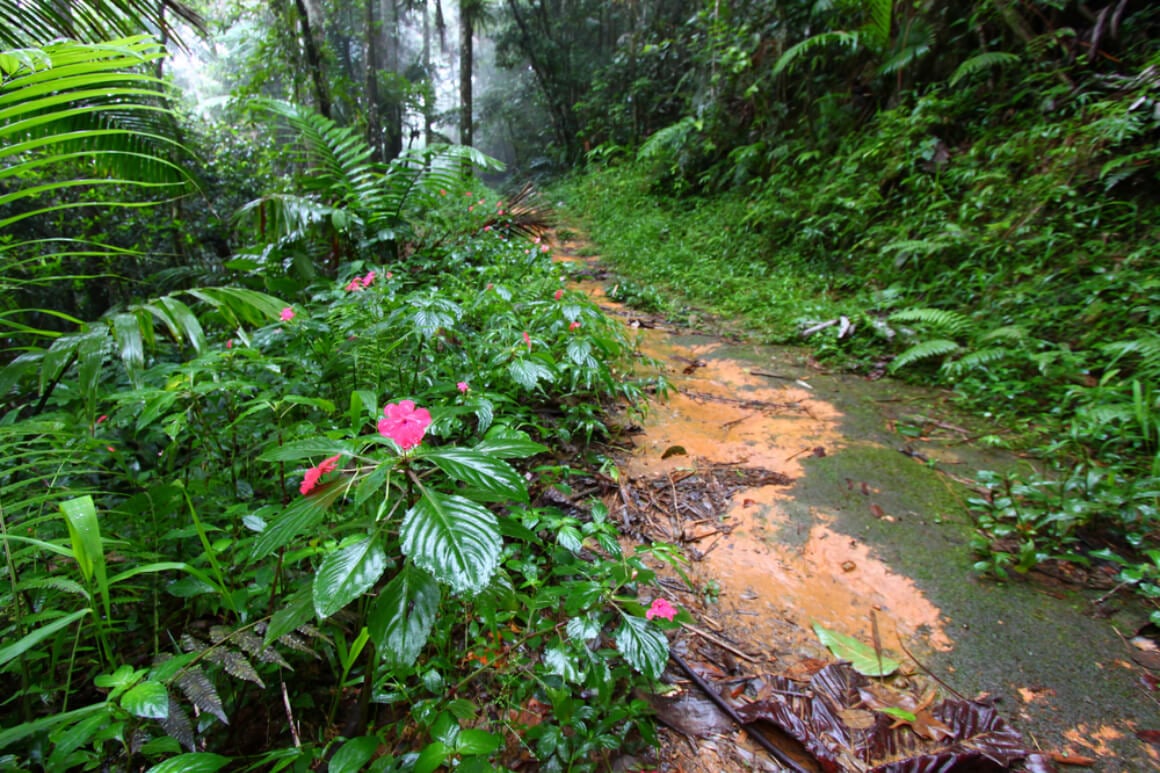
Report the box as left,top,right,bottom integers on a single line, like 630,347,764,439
121,680,169,719
402,489,501,596
812,623,900,677
455,728,502,755
368,564,440,668
59,495,102,584
419,447,528,502
144,753,232,773
251,483,345,559
471,435,548,460
313,537,389,618
328,735,381,773
614,612,668,680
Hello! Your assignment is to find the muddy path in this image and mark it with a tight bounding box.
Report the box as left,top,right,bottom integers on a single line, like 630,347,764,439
554,234,1160,771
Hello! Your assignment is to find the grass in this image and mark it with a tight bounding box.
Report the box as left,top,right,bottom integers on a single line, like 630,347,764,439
550,166,847,341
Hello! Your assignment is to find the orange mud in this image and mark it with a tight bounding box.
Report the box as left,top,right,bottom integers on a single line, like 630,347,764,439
559,238,1158,771
626,325,954,656
558,240,956,662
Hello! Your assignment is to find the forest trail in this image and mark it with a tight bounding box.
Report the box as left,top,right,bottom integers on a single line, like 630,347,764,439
554,232,1160,772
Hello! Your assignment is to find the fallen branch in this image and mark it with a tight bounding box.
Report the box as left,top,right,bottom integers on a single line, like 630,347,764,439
681,622,758,662
671,651,811,773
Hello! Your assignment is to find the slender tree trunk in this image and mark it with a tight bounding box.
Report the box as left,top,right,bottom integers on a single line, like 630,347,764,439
459,0,473,148
292,0,332,119
366,0,383,162
423,0,434,145
384,0,403,160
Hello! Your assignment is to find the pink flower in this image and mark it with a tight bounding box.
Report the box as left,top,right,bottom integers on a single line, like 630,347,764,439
226,339,233,349
300,454,342,496
440,189,447,196
483,225,492,232
96,414,108,425
569,321,581,331
280,306,295,322
486,283,494,291
362,271,376,287
386,271,393,279
457,381,470,394
540,244,550,253
466,191,473,197
522,331,532,350
645,598,677,622
498,210,505,215
377,400,432,451
468,206,475,212
533,236,541,244
554,289,564,301
346,277,364,292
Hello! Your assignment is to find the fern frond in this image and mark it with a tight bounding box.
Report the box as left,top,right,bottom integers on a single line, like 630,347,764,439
949,52,1020,87
890,339,961,372
773,31,863,76
1104,334,1160,376
944,346,1013,376
159,695,196,751
888,307,973,335
637,117,697,161
978,325,1028,343
172,664,229,726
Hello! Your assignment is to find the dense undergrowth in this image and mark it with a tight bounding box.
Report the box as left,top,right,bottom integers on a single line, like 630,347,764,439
1,69,681,769
553,70,1160,618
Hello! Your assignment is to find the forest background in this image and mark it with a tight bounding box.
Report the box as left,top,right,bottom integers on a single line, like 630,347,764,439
0,0,1157,770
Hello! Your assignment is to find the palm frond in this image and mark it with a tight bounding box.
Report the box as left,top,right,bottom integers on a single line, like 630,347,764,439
864,0,894,51
0,0,206,51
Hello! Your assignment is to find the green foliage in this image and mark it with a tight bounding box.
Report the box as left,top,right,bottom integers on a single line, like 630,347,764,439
2,71,674,768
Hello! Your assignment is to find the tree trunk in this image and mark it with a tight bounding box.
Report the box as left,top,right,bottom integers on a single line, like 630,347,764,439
459,0,473,148
366,0,383,162
292,0,332,119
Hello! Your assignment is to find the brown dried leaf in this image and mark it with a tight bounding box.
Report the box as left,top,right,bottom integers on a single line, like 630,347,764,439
736,663,1047,772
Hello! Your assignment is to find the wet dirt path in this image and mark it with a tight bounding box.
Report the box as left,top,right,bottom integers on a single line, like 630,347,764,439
556,236,1160,771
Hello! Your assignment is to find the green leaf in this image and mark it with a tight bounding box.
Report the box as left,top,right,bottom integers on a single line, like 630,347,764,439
413,741,451,773
251,483,345,559
328,735,381,773
257,438,350,463
144,753,233,773
419,447,529,502
0,608,90,668
456,728,502,755
614,613,669,680
368,564,441,668
508,358,555,389
812,623,900,676
472,434,547,460
59,495,102,585
402,489,501,596
313,537,389,619
264,584,315,648
121,680,169,719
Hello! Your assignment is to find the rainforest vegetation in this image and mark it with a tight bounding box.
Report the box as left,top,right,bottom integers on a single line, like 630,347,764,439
0,0,1157,769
